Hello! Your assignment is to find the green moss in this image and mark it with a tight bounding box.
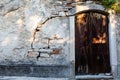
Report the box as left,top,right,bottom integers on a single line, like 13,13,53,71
99,0,120,14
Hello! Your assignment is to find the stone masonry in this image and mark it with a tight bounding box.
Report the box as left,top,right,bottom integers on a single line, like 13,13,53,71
0,0,120,80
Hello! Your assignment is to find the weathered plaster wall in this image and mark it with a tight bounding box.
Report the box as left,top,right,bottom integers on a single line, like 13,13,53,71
0,0,73,78
0,0,27,64
0,0,120,79
0,0,71,65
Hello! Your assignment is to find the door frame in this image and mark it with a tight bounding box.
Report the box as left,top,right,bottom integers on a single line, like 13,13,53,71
69,9,117,79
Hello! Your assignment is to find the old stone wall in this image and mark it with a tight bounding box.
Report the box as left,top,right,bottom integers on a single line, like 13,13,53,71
0,0,120,80
0,0,71,65
0,0,73,78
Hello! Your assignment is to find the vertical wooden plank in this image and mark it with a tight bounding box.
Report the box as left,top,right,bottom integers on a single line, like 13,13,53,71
75,12,111,74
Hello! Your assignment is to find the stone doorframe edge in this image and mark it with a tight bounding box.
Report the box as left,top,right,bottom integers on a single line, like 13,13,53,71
69,9,118,80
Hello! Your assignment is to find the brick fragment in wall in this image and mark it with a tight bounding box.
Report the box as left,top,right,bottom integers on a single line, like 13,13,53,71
26,47,62,59
27,51,39,58
52,48,62,54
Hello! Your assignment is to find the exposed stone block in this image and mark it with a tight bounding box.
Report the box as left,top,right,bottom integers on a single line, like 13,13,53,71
52,48,62,54
27,51,39,58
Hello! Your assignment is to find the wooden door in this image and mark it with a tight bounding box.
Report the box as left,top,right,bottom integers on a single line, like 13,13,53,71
75,11,111,75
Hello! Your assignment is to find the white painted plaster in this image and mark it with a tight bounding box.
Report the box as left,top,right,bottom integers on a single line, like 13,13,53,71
109,14,117,65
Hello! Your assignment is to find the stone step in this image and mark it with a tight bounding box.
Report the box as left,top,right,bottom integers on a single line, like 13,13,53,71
75,75,113,80
0,76,69,80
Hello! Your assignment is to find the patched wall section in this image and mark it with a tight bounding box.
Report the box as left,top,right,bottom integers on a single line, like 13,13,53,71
0,0,71,65
25,0,71,66
0,0,72,78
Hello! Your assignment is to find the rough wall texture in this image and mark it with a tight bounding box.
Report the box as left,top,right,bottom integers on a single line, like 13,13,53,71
0,0,71,65
0,0,27,64
0,0,72,78
0,0,120,79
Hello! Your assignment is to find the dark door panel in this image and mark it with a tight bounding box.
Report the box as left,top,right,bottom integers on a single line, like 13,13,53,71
75,11,111,75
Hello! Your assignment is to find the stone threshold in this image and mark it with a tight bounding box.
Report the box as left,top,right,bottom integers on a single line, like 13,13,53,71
75,74,113,79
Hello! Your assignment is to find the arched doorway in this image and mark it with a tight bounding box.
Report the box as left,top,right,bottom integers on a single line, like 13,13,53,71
75,10,111,75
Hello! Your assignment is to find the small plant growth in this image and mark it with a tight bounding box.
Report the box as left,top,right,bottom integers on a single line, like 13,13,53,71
100,0,120,14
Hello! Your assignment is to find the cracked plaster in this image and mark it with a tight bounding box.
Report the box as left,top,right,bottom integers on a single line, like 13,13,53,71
0,0,71,65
